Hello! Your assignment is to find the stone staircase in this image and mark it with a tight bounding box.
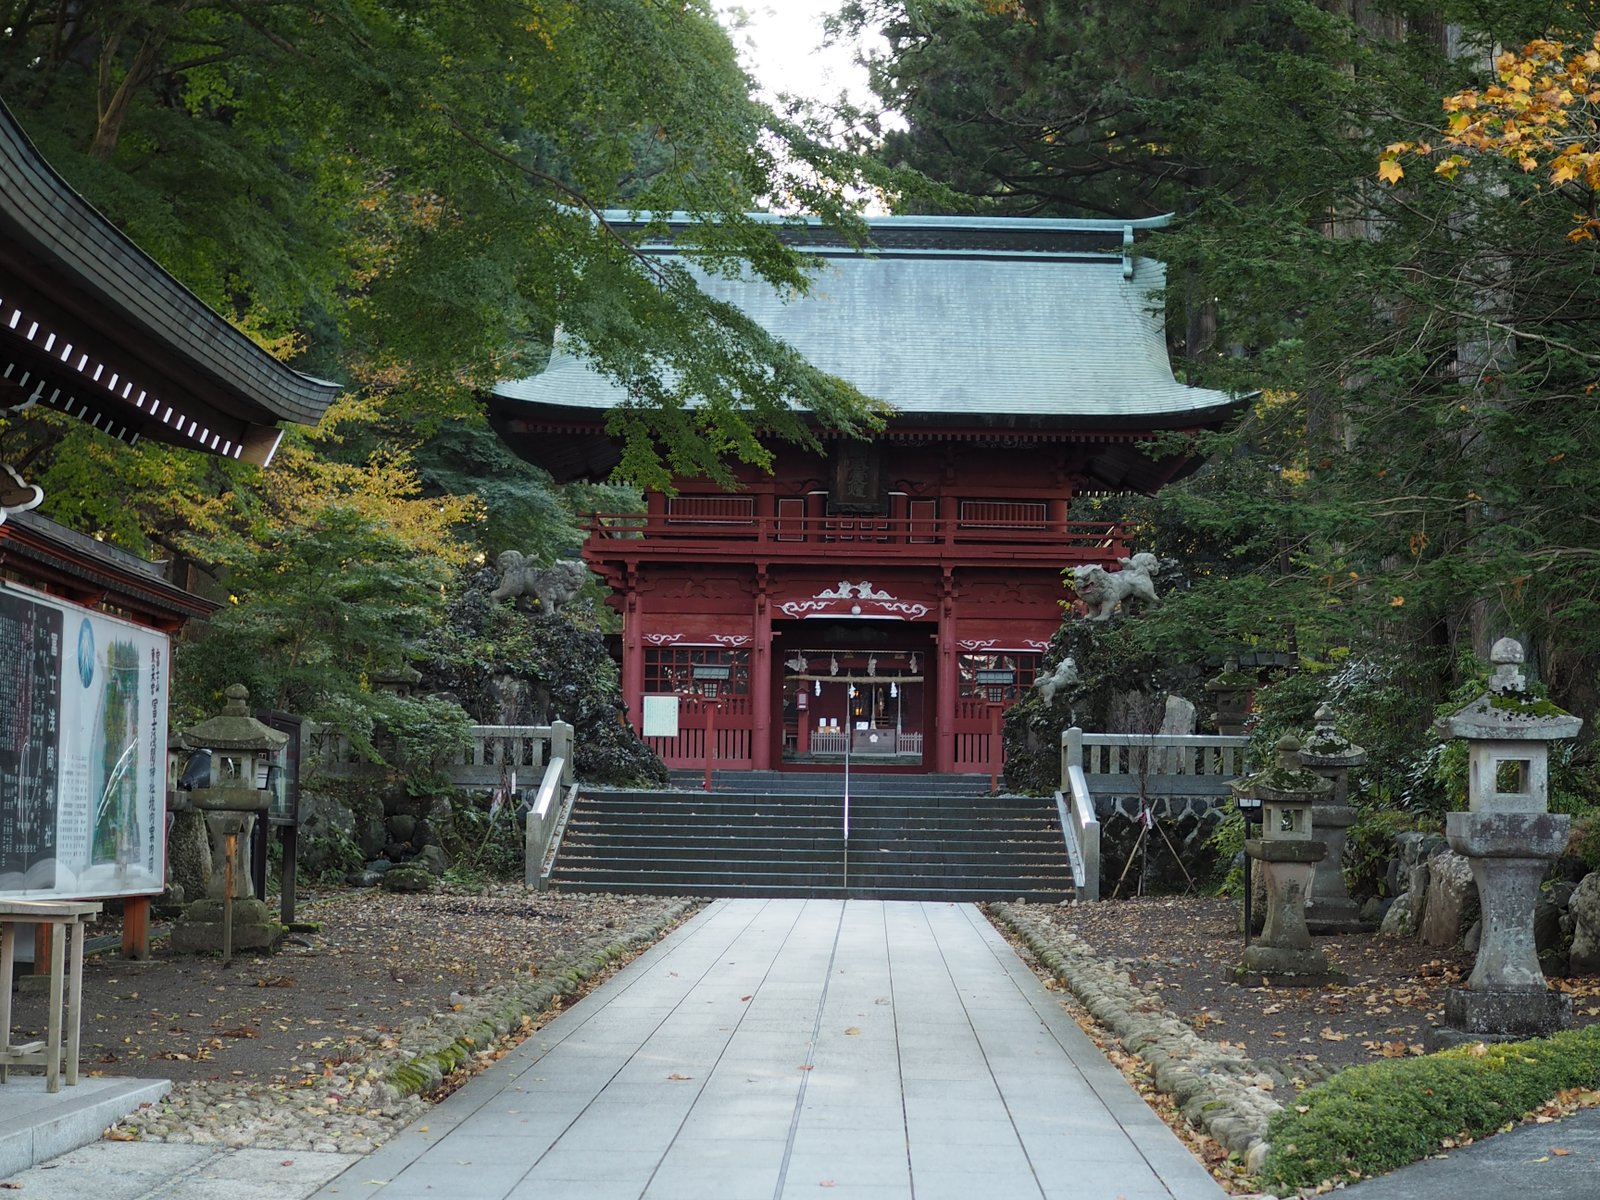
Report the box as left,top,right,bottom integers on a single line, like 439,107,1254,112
547,773,1076,902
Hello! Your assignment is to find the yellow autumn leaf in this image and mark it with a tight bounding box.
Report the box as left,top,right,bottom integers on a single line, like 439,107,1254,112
1378,158,1405,185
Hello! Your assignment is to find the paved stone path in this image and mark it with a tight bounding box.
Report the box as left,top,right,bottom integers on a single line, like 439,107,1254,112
312,898,1226,1200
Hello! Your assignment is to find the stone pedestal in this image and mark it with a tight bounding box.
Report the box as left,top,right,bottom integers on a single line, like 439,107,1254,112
170,897,285,954
1299,706,1367,933
1426,810,1573,1046
203,810,256,901
171,809,285,955
1240,840,1331,977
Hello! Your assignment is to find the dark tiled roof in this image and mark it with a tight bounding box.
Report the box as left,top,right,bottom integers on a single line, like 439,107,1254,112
0,99,338,465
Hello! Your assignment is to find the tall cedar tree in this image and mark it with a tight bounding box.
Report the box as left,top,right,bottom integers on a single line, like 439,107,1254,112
844,0,1600,720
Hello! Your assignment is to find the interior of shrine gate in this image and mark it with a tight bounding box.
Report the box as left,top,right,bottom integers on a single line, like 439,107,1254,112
487,213,1243,775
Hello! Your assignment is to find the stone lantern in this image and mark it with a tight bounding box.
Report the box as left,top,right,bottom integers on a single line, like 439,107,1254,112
170,685,288,961
1235,736,1334,980
1430,638,1579,1046
1298,706,1367,933
1205,656,1254,736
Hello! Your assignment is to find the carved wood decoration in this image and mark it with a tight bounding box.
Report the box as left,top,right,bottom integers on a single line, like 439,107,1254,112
828,439,884,514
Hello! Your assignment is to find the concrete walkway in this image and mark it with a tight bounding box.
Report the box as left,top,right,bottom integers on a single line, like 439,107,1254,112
311,898,1226,1200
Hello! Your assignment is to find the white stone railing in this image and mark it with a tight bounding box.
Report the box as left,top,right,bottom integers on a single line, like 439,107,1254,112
313,723,575,790
1076,731,1247,782
1057,729,1101,899
1059,727,1250,900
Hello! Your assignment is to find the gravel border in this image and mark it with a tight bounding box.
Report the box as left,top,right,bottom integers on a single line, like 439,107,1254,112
108,896,700,1153
990,902,1281,1174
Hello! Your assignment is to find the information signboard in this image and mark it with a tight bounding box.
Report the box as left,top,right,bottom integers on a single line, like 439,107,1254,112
0,583,167,899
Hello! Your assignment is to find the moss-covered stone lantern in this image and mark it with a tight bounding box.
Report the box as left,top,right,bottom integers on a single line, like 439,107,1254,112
1298,705,1367,934
170,685,288,961
1205,656,1254,736
1234,736,1334,981
1429,638,1580,1047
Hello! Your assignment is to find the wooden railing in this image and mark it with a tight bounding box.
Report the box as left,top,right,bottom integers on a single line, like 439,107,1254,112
585,511,1123,559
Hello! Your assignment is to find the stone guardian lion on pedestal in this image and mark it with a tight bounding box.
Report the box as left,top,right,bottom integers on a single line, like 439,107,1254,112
1072,552,1162,622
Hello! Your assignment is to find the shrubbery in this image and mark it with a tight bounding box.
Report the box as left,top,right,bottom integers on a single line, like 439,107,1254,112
1260,1027,1600,1192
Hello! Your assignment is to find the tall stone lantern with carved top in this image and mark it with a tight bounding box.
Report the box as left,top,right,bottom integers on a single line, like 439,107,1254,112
1234,736,1334,981
1299,706,1367,933
170,685,287,961
1430,639,1579,1047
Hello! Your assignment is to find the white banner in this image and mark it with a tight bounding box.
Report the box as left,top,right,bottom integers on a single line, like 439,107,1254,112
0,583,167,899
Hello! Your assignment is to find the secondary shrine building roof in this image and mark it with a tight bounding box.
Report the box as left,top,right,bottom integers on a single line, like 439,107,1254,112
0,99,339,466
490,212,1242,456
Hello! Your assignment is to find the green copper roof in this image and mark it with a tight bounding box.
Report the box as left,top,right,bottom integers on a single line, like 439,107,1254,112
492,214,1241,427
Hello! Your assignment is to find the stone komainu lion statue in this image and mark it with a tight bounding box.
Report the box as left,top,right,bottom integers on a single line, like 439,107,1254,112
489,553,589,615
1071,552,1162,622
1033,656,1081,706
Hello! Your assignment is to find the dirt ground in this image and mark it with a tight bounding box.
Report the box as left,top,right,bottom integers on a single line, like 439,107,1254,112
11,889,684,1087
1026,895,1600,1075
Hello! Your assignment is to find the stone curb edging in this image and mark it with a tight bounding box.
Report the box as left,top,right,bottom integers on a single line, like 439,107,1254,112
990,902,1279,1175
380,898,700,1098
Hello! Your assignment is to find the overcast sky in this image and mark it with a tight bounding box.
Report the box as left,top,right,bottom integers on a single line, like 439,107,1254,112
721,2,882,115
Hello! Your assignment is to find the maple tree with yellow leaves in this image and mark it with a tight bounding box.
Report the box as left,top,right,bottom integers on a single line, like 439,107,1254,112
1380,32,1600,239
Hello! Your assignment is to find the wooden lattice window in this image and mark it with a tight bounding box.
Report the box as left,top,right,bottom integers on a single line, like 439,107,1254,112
958,500,1048,529
643,647,751,697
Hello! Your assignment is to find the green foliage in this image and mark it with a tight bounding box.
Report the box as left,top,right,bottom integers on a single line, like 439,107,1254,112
1260,1025,1600,1192
441,795,525,883
419,570,668,787
1,0,890,481
1569,809,1600,869
1344,809,1439,901
173,505,451,727
369,694,475,798
303,823,367,885
1205,809,1247,895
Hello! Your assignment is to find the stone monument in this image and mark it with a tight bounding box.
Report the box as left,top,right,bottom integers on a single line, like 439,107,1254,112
1429,638,1580,1047
170,685,288,961
1235,736,1334,981
1298,705,1367,934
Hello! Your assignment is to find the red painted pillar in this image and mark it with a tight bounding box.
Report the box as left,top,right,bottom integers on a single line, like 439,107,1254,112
623,585,644,733
935,586,958,773
752,579,773,769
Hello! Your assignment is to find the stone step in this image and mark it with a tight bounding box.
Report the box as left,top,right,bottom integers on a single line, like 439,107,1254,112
545,873,1072,903
549,781,1075,903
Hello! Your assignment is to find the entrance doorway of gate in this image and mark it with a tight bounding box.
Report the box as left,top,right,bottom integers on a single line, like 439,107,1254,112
780,646,925,767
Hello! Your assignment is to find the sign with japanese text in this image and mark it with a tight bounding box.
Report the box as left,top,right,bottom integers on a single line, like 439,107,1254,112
0,583,167,898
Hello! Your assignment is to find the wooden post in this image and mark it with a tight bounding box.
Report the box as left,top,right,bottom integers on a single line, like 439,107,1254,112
703,700,717,792
279,824,299,927
989,701,1004,794
31,922,52,977
121,896,151,960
